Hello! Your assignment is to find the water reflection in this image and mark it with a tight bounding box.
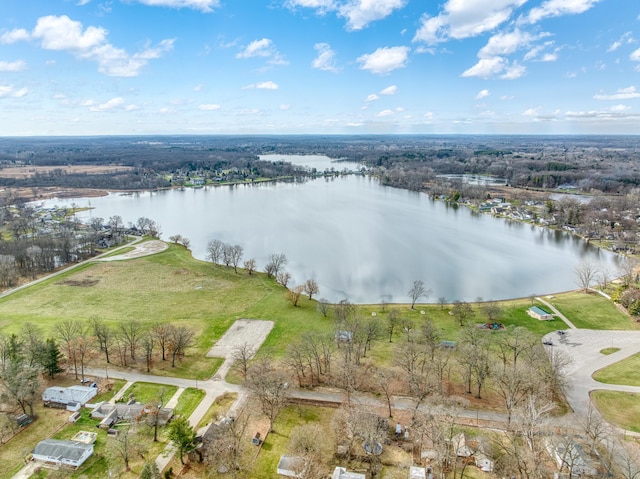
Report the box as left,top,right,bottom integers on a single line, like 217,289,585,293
37,155,620,304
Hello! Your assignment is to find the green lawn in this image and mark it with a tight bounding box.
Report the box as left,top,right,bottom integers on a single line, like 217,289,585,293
118,382,177,405
593,352,640,386
174,387,206,418
591,390,640,432
545,291,639,330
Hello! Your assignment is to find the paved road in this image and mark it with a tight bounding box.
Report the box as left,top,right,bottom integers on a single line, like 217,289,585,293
541,329,640,416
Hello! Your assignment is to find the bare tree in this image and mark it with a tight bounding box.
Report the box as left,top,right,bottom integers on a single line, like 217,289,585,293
119,320,144,361
1,360,40,417
451,300,474,327
317,298,330,317
265,252,287,278
107,425,142,472
246,358,289,432
287,285,304,307
206,239,225,264
55,319,84,379
204,404,253,478
152,323,172,361
243,258,256,275
90,317,114,364
228,244,243,273
438,296,447,310
386,309,401,342
277,271,292,288
141,332,155,372
287,423,331,479
482,300,503,324
575,260,599,293
168,325,194,367
231,342,255,380
303,279,319,300
408,280,431,310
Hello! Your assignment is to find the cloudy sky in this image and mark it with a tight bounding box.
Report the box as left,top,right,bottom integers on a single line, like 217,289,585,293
1,0,639,135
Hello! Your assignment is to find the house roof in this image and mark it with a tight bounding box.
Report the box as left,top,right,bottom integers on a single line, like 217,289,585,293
332,467,366,479
529,306,552,316
33,439,92,462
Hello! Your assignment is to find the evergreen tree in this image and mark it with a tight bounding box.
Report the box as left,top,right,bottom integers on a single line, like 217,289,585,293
41,339,63,379
139,461,160,479
167,416,196,464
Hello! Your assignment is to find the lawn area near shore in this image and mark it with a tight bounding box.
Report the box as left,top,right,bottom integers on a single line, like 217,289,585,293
544,291,638,330
591,390,640,433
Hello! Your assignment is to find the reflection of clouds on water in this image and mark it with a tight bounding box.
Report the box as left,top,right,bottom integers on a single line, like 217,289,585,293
35,156,620,304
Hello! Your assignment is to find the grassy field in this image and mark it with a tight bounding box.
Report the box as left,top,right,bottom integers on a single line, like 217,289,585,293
117,382,178,405
591,390,640,432
545,291,639,330
593,352,640,386
174,387,206,418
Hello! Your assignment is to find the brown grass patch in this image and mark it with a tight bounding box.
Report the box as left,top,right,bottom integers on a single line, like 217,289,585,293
58,278,100,287
0,165,134,178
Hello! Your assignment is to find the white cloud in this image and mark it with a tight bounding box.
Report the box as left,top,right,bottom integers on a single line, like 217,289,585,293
540,52,557,62
89,97,124,111
16,15,173,77
339,0,406,30
593,86,640,100
193,84,203,92
280,104,291,110
285,0,337,14
33,15,107,50
475,89,490,99
523,107,541,116
0,60,27,72
366,94,380,102
124,104,139,111
413,0,527,45
199,103,221,110
525,0,600,24
128,0,220,11
236,38,287,65
312,43,339,72
610,104,630,111
0,28,30,44
256,81,279,90
608,32,633,52
243,81,279,90
380,85,397,95
461,57,505,78
377,109,394,117
357,46,410,74
478,29,537,58
0,85,28,98
630,48,640,62
501,61,526,79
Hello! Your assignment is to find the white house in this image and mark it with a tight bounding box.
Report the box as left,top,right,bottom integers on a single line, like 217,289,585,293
42,386,97,407
32,439,93,468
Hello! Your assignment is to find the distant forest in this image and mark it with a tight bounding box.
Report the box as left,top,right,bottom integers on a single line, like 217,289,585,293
0,135,638,194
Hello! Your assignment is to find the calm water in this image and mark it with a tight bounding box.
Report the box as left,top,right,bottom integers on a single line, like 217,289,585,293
42,156,619,304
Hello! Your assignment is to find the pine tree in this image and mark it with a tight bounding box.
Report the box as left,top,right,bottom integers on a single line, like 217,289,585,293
42,339,63,379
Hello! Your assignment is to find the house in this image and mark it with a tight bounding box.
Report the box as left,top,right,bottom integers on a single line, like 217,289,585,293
527,306,554,320
547,438,598,477
42,386,97,408
32,439,93,468
475,452,495,472
332,467,366,479
90,401,173,429
277,455,304,477
410,466,427,478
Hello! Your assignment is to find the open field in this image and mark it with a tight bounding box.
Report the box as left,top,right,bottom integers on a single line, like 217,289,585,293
591,390,640,433
544,291,639,330
0,165,134,178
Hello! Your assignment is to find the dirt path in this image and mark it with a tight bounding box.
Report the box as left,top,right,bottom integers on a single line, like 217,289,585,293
96,239,168,261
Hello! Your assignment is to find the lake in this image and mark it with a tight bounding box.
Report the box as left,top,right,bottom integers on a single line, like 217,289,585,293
41,155,619,304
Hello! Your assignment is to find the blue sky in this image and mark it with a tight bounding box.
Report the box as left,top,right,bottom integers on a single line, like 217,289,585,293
1,0,639,135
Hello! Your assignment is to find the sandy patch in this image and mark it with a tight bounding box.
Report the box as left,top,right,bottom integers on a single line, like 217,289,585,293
98,240,168,261
0,165,134,178
207,319,274,359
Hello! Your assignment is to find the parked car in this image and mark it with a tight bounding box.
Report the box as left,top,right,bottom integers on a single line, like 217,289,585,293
543,340,553,346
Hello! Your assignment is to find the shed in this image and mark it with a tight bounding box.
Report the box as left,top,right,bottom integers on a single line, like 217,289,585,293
332,466,366,479
527,306,554,320
410,466,427,478
32,439,93,468
277,455,304,477
42,386,97,407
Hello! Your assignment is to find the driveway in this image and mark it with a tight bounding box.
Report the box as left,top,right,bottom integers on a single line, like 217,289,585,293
542,329,640,416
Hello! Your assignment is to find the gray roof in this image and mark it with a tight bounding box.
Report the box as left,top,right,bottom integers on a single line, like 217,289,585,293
33,439,92,462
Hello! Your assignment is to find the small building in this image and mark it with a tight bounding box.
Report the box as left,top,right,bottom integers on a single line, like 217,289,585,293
277,455,304,477
527,306,554,320
475,452,495,472
32,439,93,468
42,386,97,408
332,467,366,479
90,402,173,428
410,466,427,478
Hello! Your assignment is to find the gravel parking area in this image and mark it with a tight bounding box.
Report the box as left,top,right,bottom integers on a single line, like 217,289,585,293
98,240,168,261
207,319,274,359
